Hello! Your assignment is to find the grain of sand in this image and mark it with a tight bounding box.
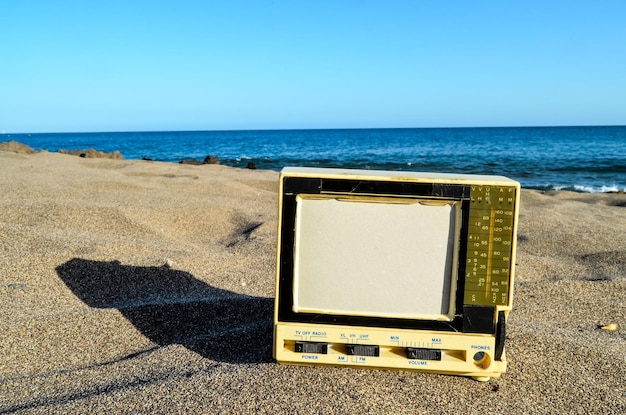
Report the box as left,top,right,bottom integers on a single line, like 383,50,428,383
0,150,624,414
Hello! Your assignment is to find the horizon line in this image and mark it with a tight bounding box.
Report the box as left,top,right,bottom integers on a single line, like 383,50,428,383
2,123,626,135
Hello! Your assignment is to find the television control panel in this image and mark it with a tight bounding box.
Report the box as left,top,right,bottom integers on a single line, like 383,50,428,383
275,323,504,380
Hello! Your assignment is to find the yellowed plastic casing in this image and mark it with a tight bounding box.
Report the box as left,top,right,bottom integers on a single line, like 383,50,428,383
274,167,520,380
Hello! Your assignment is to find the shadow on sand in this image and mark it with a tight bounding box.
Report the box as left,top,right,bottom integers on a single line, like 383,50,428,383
56,258,274,364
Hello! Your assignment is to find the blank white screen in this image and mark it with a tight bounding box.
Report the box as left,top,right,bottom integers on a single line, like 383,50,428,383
293,196,457,319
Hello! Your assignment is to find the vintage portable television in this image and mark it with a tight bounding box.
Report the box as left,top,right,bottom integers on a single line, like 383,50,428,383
273,167,520,380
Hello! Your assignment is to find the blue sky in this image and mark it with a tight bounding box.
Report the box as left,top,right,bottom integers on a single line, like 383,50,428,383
1,1,625,133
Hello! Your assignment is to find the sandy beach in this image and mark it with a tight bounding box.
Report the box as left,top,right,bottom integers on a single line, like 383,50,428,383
1,149,624,414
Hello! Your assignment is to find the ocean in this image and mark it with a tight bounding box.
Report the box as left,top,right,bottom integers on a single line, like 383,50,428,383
4,126,625,193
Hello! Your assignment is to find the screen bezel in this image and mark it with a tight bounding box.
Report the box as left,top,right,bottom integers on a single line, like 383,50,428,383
277,176,472,332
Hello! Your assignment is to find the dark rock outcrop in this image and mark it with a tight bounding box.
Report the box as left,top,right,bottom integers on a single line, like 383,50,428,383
180,155,220,165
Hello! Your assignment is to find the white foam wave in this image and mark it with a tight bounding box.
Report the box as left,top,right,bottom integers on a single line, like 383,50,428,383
552,184,625,193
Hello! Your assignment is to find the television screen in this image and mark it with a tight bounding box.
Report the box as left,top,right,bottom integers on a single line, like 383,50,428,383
292,195,460,320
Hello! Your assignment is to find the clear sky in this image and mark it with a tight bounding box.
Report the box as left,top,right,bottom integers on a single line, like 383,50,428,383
1,1,625,133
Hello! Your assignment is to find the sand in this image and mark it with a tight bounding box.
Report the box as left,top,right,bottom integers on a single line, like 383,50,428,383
0,149,624,414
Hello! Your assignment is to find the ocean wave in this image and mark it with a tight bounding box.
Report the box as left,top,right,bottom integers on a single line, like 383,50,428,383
543,184,625,193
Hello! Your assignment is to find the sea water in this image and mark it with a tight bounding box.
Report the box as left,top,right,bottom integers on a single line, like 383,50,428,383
5,126,625,192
